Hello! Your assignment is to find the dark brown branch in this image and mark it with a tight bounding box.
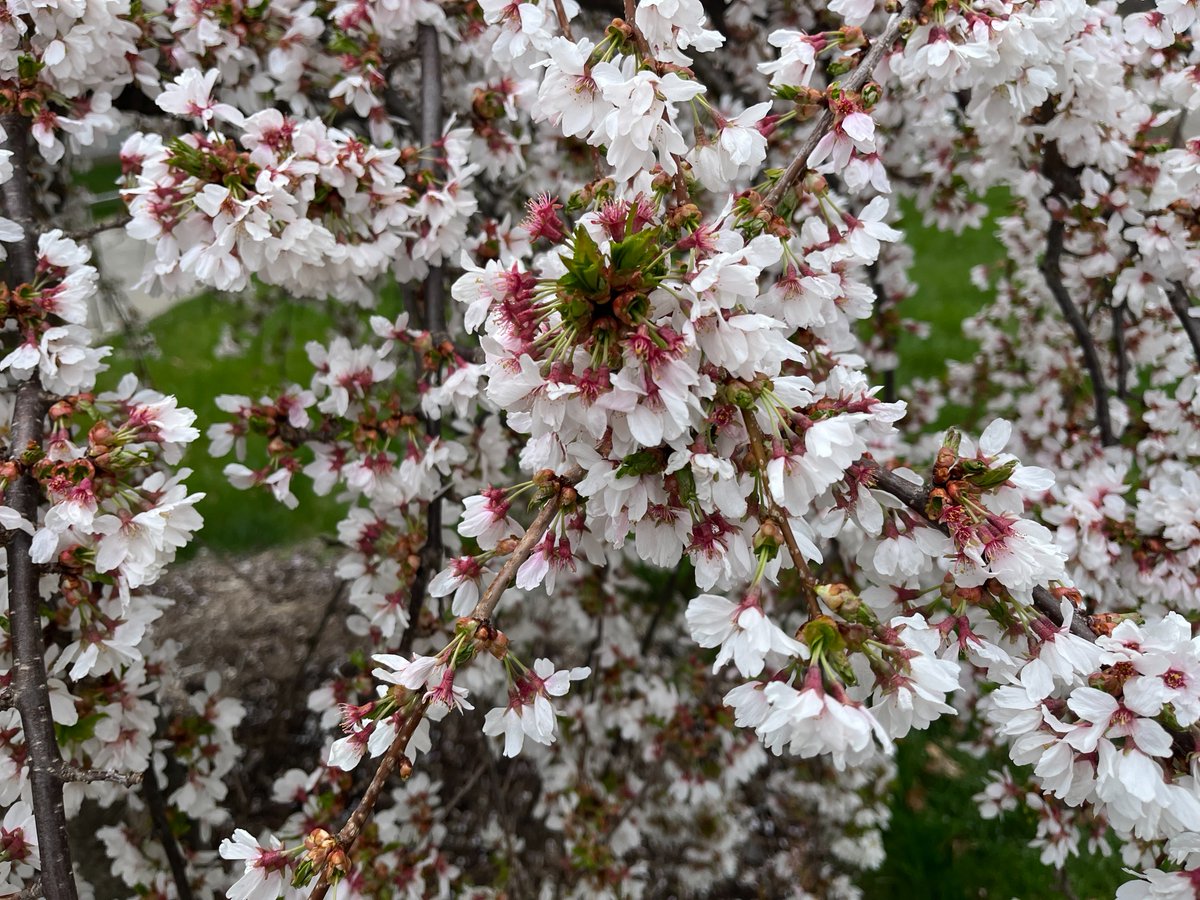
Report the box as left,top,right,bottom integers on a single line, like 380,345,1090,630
867,262,898,403
763,0,922,212
1168,282,1200,364
141,749,195,900
1112,303,1128,400
1040,217,1117,447
469,467,583,621
312,469,582,897
742,408,821,616
866,459,1097,640
1,113,79,900
400,23,448,654
67,215,130,242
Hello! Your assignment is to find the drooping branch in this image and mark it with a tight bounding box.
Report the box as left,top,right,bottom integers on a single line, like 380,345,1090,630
311,468,581,897
308,700,432,900
1039,140,1118,447
419,23,445,339
763,0,923,213
1,114,79,900
1041,217,1118,447
867,262,898,404
1112,302,1129,400
141,749,196,900
1168,282,1200,364
866,459,1097,639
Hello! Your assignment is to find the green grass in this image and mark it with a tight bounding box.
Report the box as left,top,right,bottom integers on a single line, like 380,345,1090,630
893,195,1005,386
863,722,1126,899
101,292,347,553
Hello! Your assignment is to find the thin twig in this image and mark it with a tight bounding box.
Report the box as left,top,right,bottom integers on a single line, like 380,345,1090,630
763,0,922,213
51,761,143,787
68,215,130,242
1,112,79,900
469,467,583,622
141,750,195,900
741,409,821,616
309,468,582,897
552,0,575,39
308,700,432,900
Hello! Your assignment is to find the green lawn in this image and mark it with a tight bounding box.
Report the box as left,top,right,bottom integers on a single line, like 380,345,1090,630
895,194,1002,386
100,292,347,553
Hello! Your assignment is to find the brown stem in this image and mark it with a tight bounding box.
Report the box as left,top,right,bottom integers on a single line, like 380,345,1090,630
1112,302,1128,400
622,0,654,62
469,466,583,622
311,468,581,896
867,261,898,404
67,215,131,242
1041,217,1117,447
308,700,432,900
1,113,79,900
763,0,922,213
741,408,821,616
551,0,574,39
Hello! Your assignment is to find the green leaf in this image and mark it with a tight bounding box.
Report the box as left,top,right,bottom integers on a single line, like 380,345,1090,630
615,448,665,479
56,711,105,746
610,227,659,273
967,459,1018,489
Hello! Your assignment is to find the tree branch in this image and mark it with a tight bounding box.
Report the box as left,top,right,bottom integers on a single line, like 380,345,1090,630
308,700,431,900
67,215,131,242
310,467,582,896
50,761,143,787
1040,217,1117,447
1,113,79,900
401,23,448,654
763,0,922,213
865,458,1097,639
1112,302,1128,400
141,751,195,900
469,467,582,622
1168,282,1200,364
742,408,821,616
